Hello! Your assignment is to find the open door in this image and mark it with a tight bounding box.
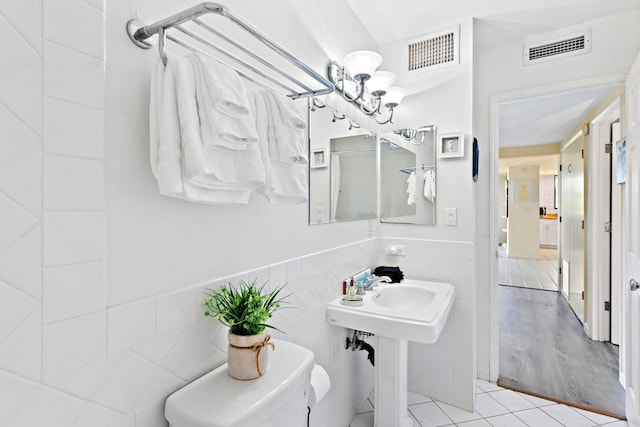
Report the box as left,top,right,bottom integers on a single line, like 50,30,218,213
625,50,640,426
560,132,585,321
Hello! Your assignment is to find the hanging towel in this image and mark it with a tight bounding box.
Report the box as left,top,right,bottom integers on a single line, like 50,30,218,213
406,171,416,205
261,91,308,164
190,54,258,150
253,91,308,204
172,55,265,192
330,153,340,222
423,168,436,202
190,54,251,118
149,54,257,205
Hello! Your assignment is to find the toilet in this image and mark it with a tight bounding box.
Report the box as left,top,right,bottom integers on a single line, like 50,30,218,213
165,340,316,427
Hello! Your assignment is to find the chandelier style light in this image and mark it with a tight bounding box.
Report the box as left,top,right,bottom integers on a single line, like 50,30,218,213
328,50,407,125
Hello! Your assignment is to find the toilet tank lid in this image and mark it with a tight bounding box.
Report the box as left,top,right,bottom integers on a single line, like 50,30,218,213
165,339,314,427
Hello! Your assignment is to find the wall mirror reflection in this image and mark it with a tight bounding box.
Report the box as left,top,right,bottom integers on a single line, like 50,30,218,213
308,103,377,225
380,126,436,225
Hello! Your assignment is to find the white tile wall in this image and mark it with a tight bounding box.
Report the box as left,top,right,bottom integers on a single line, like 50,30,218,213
377,237,475,411
0,2,478,425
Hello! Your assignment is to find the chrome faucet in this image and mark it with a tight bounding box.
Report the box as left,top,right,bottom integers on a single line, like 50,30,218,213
363,275,392,290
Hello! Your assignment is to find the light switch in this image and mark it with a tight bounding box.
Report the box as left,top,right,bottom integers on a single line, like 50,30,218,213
445,208,457,226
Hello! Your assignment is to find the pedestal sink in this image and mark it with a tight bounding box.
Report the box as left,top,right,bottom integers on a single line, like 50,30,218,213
326,279,455,427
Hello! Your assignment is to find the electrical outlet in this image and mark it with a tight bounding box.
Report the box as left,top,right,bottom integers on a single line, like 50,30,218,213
385,245,406,256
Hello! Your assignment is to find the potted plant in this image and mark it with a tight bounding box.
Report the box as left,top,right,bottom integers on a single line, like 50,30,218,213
204,279,289,380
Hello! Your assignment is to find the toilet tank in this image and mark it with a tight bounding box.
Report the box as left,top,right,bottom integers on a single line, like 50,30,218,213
165,340,315,427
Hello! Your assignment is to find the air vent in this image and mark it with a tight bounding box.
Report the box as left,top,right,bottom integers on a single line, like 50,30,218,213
408,26,459,72
524,28,591,66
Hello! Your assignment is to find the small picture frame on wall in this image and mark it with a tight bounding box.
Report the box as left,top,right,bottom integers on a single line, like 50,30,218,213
438,133,464,158
310,148,328,168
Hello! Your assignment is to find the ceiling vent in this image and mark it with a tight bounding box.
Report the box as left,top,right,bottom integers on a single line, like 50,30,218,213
408,26,459,72
524,28,592,66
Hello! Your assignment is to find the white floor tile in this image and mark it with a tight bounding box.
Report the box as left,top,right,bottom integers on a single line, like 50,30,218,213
435,401,482,423
487,389,535,412
513,408,563,427
458,419,492,427
600,421,628,427
573,407,621,425
516,392,558,408
409,402,453,427
475,393,510,418
357,398,373,414
541,404,595,426
408,390,432,405
476,379,503,393
485,413,528,427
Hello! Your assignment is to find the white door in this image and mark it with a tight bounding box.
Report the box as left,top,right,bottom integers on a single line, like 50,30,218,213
625,52,640,426
560,133,585,319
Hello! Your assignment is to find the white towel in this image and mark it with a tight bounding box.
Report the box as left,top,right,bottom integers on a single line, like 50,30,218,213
253,91,308,204
261,91,308,164
150,57,184,196
423,168,436,202
406,171,416,205
190,54,251,118
149,54,256,205
190,54,258,150
172,55,264,192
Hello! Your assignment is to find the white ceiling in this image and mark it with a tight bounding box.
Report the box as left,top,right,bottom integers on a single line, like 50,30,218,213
346,0,638,149
345,0,640,46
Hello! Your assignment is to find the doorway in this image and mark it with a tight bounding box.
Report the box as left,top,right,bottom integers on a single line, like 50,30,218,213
491,84,625,417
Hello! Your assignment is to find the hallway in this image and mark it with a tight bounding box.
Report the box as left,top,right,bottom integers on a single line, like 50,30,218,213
498,247,559,292
498,286,625,418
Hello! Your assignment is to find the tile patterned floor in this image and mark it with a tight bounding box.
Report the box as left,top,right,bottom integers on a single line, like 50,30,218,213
498,247,559,292
354,380,628,427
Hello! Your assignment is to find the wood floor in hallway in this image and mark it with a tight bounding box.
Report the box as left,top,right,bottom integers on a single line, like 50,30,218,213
498,285,626,419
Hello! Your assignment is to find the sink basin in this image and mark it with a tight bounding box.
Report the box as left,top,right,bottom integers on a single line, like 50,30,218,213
326,279,455,344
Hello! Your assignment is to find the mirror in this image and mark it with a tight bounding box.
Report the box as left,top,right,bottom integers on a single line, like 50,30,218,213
380,126,436,225
308,104,377,225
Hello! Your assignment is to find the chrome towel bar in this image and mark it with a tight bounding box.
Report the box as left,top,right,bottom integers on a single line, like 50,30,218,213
126,2,334,99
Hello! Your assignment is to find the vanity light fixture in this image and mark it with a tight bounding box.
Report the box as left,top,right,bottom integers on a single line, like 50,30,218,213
328,50,407,125
394,125,436,145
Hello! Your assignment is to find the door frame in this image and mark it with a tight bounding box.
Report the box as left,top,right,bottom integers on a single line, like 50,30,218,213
587,99,621,342
488,74,626,382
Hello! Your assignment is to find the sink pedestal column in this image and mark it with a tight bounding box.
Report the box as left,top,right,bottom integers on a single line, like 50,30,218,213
374,337,414,427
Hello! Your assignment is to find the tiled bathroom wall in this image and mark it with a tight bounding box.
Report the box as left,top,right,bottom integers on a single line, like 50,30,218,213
377,238,475,411
0,1,475,425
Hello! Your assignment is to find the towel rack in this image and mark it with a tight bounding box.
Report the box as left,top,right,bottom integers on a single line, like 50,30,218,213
399,164,432,174
126,2,334,99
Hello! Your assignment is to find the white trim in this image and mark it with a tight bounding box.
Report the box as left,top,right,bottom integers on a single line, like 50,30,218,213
586,98,621,342
488,74,626,383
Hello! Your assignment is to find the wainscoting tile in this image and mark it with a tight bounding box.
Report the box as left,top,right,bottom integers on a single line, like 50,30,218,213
43,311,106,380
108,298,155,355
6,386,85,427
43,261,104,324
43,211,104,267
156,288,194,336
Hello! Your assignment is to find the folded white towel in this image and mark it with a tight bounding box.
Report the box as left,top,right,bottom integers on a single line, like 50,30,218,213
190,54,258,150
190,53,251,118
149,54,255,205
172,55,265,192
261,91,308,164
253,91,308,204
